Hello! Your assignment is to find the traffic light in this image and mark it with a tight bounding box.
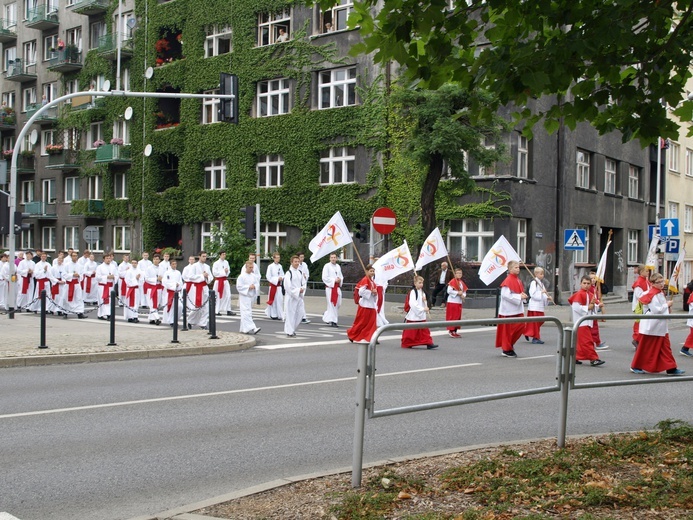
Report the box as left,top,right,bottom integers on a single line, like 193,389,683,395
14,210,31,235
239,205,256,240
219,73,239,124
354,223,368,243
0,191,8,235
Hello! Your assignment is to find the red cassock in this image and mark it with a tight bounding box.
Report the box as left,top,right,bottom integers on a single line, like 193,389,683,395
347,276,378,343
684,293,693,348
630,288,677,373
495,274,525,350
523,310,544,340
568,289,598,361
445,279,467,332
401,320,433,348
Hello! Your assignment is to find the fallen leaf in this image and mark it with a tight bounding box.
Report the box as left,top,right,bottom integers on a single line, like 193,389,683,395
397,491,411,499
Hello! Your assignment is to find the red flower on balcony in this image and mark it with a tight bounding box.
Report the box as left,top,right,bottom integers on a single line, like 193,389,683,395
155,38,170,54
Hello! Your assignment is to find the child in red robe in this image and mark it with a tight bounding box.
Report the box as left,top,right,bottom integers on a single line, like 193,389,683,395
446,268,467,338
569,276,605,366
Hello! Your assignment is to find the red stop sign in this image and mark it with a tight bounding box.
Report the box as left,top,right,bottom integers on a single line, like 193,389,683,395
372,207,397,235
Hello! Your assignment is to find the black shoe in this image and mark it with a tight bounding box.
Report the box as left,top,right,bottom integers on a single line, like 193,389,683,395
98,316,105,320
301,318,311,324
501,350,518,358
331,322,339,327
150,320,156,324
253,328,261,335
576,360,583,365
524,335,530,342
188,324,193,330
427,344,439,350
104,316,110,320
287,333,296,337
227,311,236,316
133,318,139,323
216,313,221,316
127,318,135,323
156,320,161,325
78,313,86,319
271,316,279,320
590,359,605,366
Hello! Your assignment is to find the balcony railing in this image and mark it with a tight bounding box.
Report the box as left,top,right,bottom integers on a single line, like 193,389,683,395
0,112,16,129
16,155,35,172
46,47,83,72
87,199,104,213
25,4,59,30
0,19,17,43
97,33,134,60
26,104,58,122
46,149,79,170
94,144,131,164
24,201,57,217
70,0,109,15
3,59,37,82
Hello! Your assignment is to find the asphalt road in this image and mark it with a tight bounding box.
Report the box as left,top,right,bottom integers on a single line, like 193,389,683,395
1,312,692,520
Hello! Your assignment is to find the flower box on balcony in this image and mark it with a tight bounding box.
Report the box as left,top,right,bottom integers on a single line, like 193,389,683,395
94,143,131,163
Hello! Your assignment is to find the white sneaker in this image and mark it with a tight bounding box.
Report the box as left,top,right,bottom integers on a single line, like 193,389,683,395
595,343,609,350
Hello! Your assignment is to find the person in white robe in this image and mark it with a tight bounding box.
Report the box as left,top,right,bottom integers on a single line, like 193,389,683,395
123,259,142,322
48,255,67,315
0,252,9,311
283,255,306,337
187,252,212,329
143,255,162,324
162,259,183,326
264,252,284,320
81,253,99,304
95,253,119,319
213,251,234,315
117,254,130,305
321,253,343,327
236,260,261,334
298,252,311,323
15,251,35,311
29,252,51,313
62,253,85,318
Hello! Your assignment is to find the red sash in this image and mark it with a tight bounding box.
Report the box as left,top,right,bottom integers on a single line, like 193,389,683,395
82,274,95,293
215,277,227,298
192,281,206,307
185,281,193,294
166,289,176,312
66,279,79,302
267,283,278,305
126,285,137,307
120,277,126,296
21,273,32,294
99,282,113,305
331,281,340,306
51,283,60,298
36,277,50,296
144,282,159,309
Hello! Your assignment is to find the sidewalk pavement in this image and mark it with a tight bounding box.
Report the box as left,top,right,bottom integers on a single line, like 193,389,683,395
0,296,637,368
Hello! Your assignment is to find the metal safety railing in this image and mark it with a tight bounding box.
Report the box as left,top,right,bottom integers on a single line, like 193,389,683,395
351,313,693,487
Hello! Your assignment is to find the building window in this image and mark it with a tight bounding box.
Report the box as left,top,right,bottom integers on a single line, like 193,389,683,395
22,86,36,112
42,82,57,104
113,119,130,145
21,180,34,203
113,226,131,253
90,226,104,252
201,221,223,250
87,122,103,149
114,173,128,199
202,89,220,124
257,154,284,187
23,40,36,66
66,27,82,51
119,11,136,41
64,226,79,250
42,178,56,204
88,176,102,200
3,136,15,153
20,229,33,250
257,8,291,46
261,222,287,256
257,78,290,117
64,78,79,102
65,177,79,202
204,159,226,190
668,201,679,219
321,0,354,32
319,67,356,109
516,219,527,261
627,230,639,264
320,146,355,185
574,224,589,263
516,133,528,178
576,149,590,189
686,148,693,177
90,20,107,49
42,226,56,252
40,130,55,155
1,91,16,109
604,159,617,195
43,34,58,61
685,205,693,234
4,3,16,27
669,142,680,172
628,165,639,198
205,24,232,57
447,219,494,262
3,46,16,73
477,136,496,176
63,128,79,150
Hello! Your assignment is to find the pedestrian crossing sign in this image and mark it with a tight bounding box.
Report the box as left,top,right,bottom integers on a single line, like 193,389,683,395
564,229,586,250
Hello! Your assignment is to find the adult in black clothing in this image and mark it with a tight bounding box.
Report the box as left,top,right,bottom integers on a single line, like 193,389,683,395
431,261,453,307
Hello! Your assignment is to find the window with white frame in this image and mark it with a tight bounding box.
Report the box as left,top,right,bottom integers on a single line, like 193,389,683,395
21,180,34,203
64,226,79,250
447,219,494,262
257,8,290,46
92,74,106,92
113,226,130,253
113,119,130,145
516,133,528,178
90,225,104,252
205,24,232,57
257,78,290,117
40,129,55,155
627,230,639,264
202,89,220,124
88,176,102,200
604,158,617,194
4,3,16,26
319,67,356,109
574,224,589,263
63,127,79,150
257,154,284,187
114,173,127,199
42,178,55,204
23,40,36,66
87,122,103,148
22,133,32,152
44,34,58,60
669,142,680,172
64,78,79,103
3,46,16,72
119,11,136,41
576,149,590,189
24,0,37,19
64,176,79,202
261,222,287,257
1,91,15,109
668,201,679,219
201,221,223,250
46,0,57,13
42,226,56,252
320,146,355,185
321,0,354,32
42,82,57,103
204,159,226,190
20,229,33,250
90,20,106,49
686,148,693,177
685,205,693,234
516,219,527,261
3,136,15,153
66,27,82,51
339,235,354,261
22,86,36,112
628,165,639,198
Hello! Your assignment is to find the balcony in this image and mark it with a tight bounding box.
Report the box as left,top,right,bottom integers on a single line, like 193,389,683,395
97,34,134,60
0,19,17,43
71,199,104,216
3,59,37,82
24,201,57,218
46,149,80,170
16,155,35,173
0,110,16,130
70,0,109,15
26,104,59,124
25,4,59,30
46,47,83,73
94,144,131,164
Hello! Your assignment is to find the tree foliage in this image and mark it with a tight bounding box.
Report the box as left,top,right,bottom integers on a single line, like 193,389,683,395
317,0,693,145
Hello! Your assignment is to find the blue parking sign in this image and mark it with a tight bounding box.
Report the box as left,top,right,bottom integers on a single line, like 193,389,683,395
666,239,680,254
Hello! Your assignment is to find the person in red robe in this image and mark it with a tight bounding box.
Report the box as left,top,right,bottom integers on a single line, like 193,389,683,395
630,274,684,375
569,276,604,366
682,290,693,357
347,265,378,344
631,264,650,349
401,276,438,349
446,268,467,338
495,261,527,358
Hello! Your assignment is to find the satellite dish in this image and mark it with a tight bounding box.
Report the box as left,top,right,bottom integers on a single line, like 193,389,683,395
127,17,137,29
124,106,133,120
144,67,154,79
102,80,111,92
144,144,153,157
30,129,38,145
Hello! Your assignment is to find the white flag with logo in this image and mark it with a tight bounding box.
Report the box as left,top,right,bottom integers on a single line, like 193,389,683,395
594,238,612,284
645,232,660,270
478,235,522,286
373,240,415,282
668,245,686,294
415,227,448,271
308,211,353,263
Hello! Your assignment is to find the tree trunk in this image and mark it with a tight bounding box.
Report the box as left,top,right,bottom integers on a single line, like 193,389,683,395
420,152,444,297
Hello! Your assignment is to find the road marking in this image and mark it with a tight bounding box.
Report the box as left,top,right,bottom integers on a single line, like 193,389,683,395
517,355,555,361
0,364,481,420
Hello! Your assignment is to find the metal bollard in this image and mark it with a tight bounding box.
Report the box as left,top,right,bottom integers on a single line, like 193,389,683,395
108,290,117,346
208,291,218,339
38,290,48,349
181,288,188,332
171,291,180,344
